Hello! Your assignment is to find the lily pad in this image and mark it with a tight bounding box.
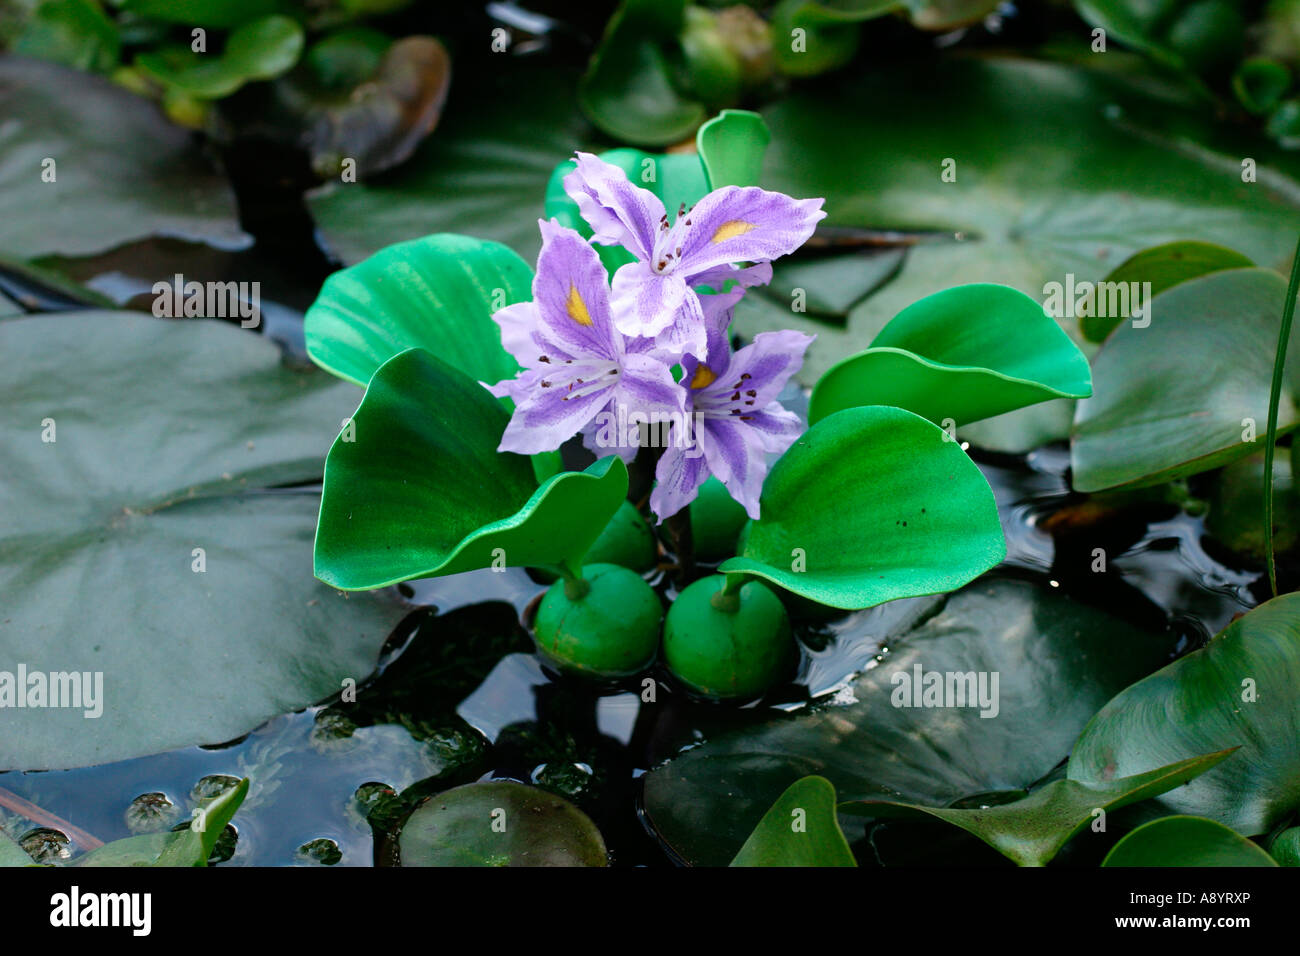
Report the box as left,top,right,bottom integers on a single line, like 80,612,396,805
0,311,407,771
0,57,248,259
399,781,607,866
314,347,629,590
303,233,532,388
1070,593,1300,836
1102,815,1278,867
1071,268,1296,493
808,283,1092,427
643,576,1174,865
731,776,856,866
718,405,1005,610
308,64,592,265
841,751,1234,866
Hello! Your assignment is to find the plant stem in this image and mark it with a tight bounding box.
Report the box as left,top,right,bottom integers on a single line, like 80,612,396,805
667,508,695,584
557,559,590,601
711,572,747,612
1264,232,1300,597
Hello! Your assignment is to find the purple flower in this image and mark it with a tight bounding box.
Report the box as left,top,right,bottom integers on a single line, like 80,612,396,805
487,220,683,459
650,298,814,521
563,152,825,359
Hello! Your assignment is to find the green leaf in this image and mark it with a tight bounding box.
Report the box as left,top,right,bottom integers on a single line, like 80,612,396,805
1070,593,1300,836
0,311,407,771
0,57,247,260
1080,241,1255,343
578,0,707,147
1103,816,1279,867
1071,268,1297,493
155,778,249,867
770,1,898,77
308,64,591,265
13,0,120,73
1233,58,1292,116
135,15,304,100
68,835,170,867
314,347,629,590
399,781,607,866
731,776,856,866
809,284,1092,427
1073,0,1244,75
0,831,35,867
696,109,770,190
841,751,1235,867
1271,826,1300,865
643,576,1176,865
304,233,532,388
718,405,1004,610
1205,450,1300,558
121,0,285,28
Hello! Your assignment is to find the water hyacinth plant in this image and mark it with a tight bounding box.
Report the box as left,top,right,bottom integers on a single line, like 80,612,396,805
305,111,1094,700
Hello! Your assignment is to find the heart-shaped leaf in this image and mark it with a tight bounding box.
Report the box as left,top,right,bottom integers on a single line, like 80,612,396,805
399,781,607,866
718,405,1005,610
135,15,304,100
1070,592,1300,836
769,1,897,77
314,347,629,590
696,109,770,189
1072,268,1297,493
0,57,247,260
0,311,407,771
1102,815,1278,867
809,283,1092,426
644,576,1174,865
304,233,532,388
1080,241,1255,343
731,776,856,867
841,751,1234,867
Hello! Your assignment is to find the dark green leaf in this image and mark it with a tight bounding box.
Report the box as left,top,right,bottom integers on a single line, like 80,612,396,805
1102,815,1278,867
12,0,120,73
731,776,856,866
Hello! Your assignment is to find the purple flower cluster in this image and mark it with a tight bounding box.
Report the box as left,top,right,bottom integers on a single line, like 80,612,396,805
487,152,825,521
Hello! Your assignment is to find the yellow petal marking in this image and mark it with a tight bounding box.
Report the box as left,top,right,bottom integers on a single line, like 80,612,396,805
689,364,717,389
710,220,757,244
565,284,593,326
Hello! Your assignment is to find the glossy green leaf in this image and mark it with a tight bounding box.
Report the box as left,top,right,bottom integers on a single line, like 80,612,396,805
841,751,1234,867
135,15,304,100
1102,816,1278,867
0,831,34,867
12,0,120,73
696,109,770,190
643,576,1175,865
1072,268,1297,493
1071,593,1300,835
304,233,531,388
731,776,856,867
1271,827,1300,865
1206,451,1300,558
121,0,285,28
0,311,407,771
155,778,249,866
399,781,607,866
718,406,1004,610
578,0,706,147
314,347,629,590
309,65,591,264
0,57,247,259
1080,241,1255,343
809,284,1092,427
1234,58,1292,116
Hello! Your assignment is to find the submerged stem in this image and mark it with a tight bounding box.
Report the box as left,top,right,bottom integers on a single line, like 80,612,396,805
1264,232,1300,597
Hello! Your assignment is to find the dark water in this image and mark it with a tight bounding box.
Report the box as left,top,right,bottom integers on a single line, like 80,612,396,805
0,421,1263,865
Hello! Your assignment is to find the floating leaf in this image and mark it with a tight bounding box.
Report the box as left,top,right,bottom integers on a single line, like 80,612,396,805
1080,241,1255,343
121,0,285,28
0,57,247,259
841,751,1234,867
0,312,406,771
1272,826,1300,865
304,233,532,387
1071,593,1300,835
1102,815,1278,867
314,347,629,590
135,15,304,100
1072,268,1297,493
399,781,607,866
719,406,1004,610
769,1,896,77
644,577,1173,865
578,0,707,147
731,776,856,866
809,284,1092,427
0,831,34,867
12,0,120,72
